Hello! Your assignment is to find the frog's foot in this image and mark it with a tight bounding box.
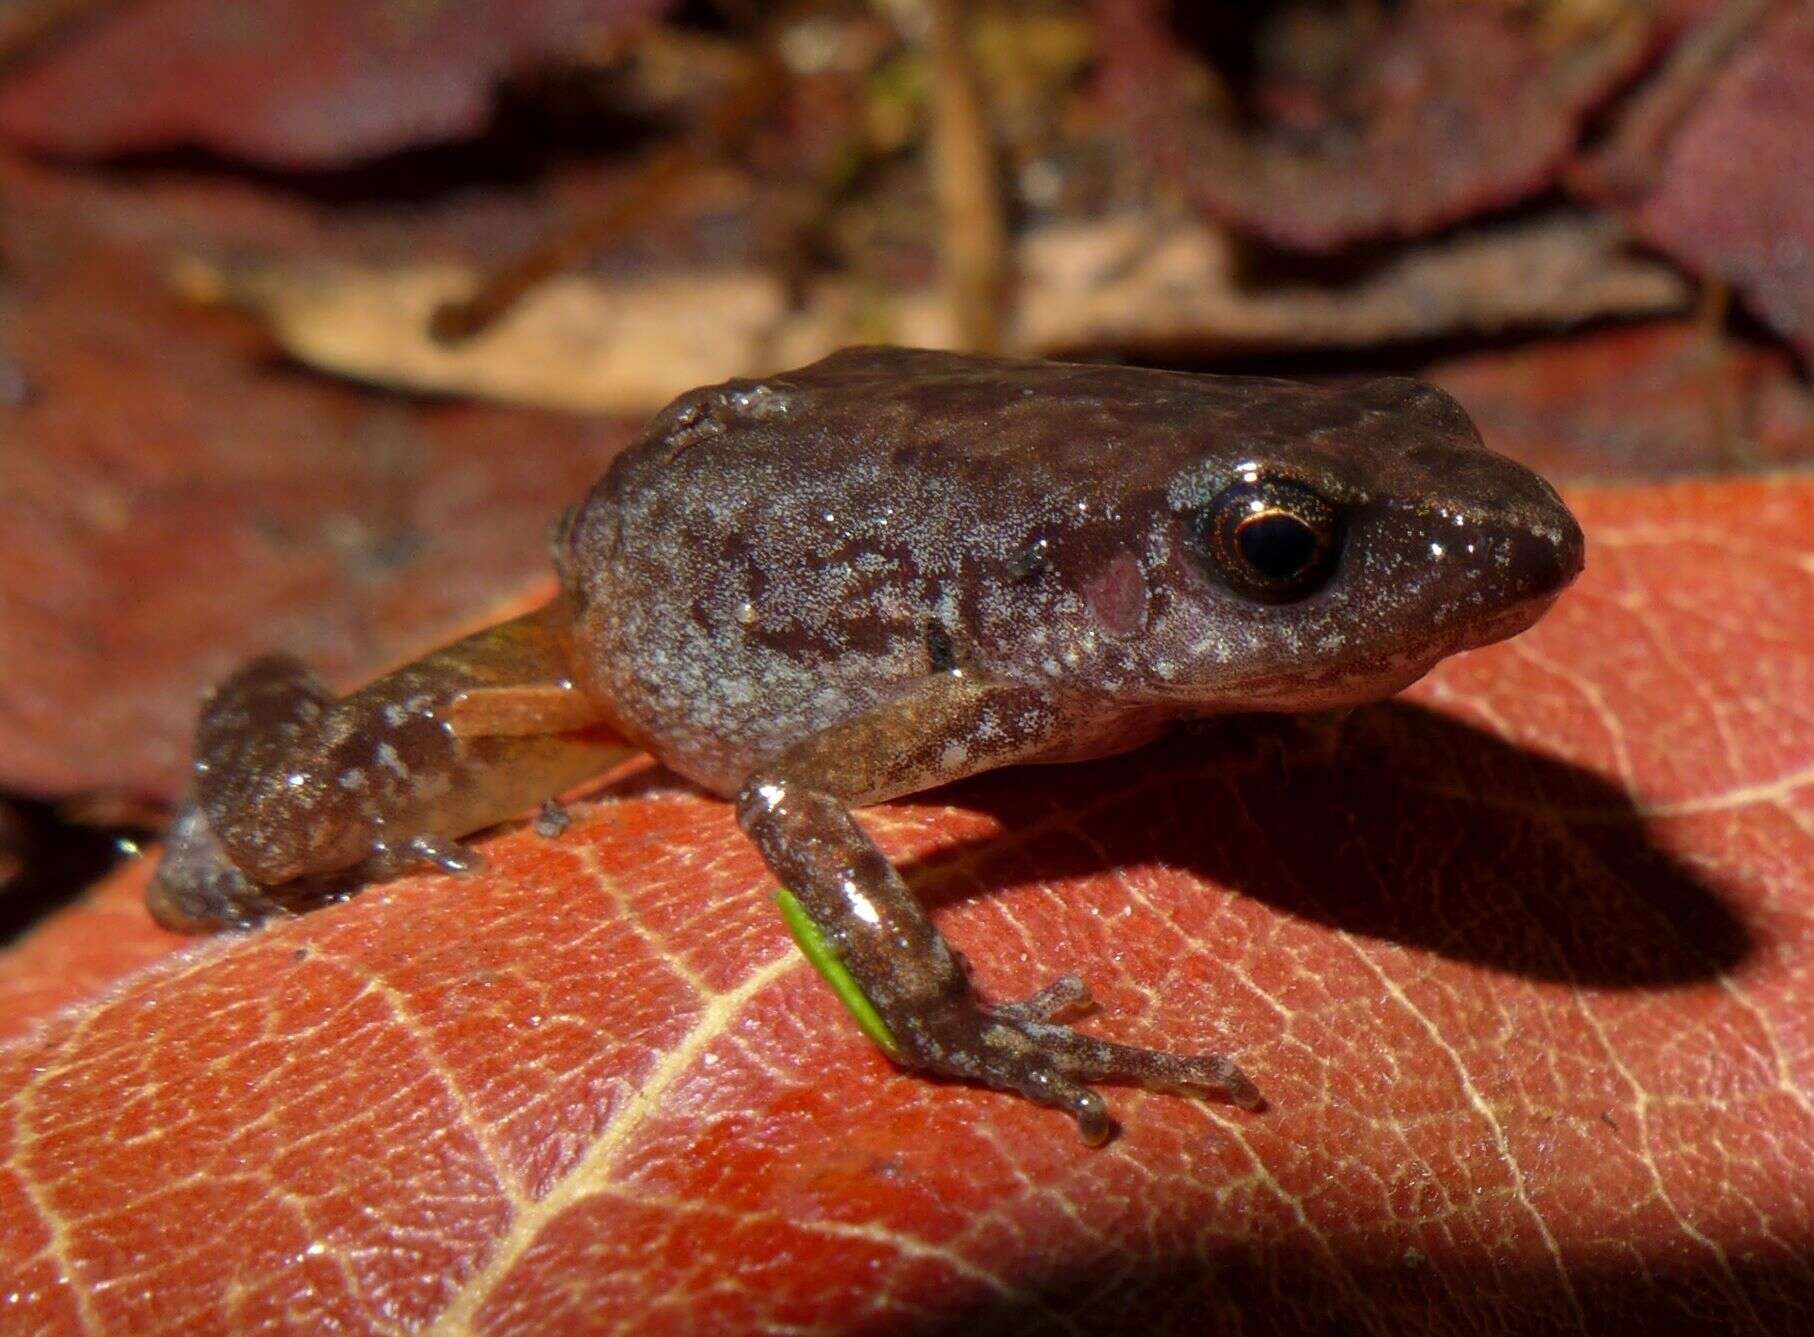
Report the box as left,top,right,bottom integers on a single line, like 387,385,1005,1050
896,975,1264,1144
147,803,290,932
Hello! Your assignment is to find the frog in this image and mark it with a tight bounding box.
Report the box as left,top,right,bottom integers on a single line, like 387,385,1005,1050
148,346,1584,1142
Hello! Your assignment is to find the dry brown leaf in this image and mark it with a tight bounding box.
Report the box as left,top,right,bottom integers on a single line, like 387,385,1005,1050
205,209,1689,416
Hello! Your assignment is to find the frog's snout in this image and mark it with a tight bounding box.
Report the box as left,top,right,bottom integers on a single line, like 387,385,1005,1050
1455,493,1584,652
1511,503,1586,602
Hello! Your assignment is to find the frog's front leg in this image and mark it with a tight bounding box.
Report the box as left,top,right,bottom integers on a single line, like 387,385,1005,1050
736,670,1262,1143
149,605,631,932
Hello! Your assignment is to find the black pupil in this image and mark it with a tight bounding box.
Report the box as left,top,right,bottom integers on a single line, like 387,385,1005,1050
1236,512,1317,579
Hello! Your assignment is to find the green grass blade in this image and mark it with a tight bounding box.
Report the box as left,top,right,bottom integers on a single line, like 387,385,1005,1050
774,887,902,1061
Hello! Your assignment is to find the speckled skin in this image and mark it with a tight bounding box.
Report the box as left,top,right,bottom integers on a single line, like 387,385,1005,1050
149,347,1584,1141
149,611,628,928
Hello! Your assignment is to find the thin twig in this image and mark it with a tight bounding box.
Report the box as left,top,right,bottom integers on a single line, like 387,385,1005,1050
925,0,1009,353
431,49,785,345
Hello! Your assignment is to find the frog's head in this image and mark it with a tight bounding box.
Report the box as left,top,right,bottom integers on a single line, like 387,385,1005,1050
1141,376,1583,711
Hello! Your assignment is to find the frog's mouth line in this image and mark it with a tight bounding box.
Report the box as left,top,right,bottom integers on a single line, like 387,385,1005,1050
1145,581,1567,712
1384,586,1566,679
1458,589,1566,653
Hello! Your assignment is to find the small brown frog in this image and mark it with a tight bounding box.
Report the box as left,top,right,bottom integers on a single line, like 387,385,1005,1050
150,348,1583,1141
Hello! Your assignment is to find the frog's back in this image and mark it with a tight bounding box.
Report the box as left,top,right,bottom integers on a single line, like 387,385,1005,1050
607,346,1355,489
555,347,1442,793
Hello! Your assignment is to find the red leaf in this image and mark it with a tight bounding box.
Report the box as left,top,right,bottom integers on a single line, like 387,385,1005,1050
0,164,639,802
3,476,1811,1330
1430,320,1814,479
0,0,675,169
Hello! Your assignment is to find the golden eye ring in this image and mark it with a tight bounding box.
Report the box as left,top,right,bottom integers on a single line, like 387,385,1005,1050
1195,480,1341,602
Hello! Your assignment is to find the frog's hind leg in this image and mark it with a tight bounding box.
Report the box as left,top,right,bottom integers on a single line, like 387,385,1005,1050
735,670,1262,1144
148,604,633,932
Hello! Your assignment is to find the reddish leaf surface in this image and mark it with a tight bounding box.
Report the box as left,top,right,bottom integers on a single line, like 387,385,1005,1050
0,165,639,802
1430,320,1814,480
0,0,675,168
2,475,1812,1332
1096,0,1643,253
1574,1,1814,368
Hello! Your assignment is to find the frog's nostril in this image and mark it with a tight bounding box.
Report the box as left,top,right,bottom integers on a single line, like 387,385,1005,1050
1557,511,1586,586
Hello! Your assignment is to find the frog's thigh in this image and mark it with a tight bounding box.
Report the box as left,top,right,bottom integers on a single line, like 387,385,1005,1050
196,611,617,881
736,671,1070,1020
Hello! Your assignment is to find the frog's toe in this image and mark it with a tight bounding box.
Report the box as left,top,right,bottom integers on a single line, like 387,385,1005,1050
900,981,1263,1142
148,802,288,932
1014,1065,1113,1145
994,974,1095,1024
993,976,1264,1113
1008,1008,1266,1114
406,834,485,875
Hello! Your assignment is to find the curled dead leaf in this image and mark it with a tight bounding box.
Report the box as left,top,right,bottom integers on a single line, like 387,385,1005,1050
0,0,679,168
1097,0,1648,252
1589,1,1814,369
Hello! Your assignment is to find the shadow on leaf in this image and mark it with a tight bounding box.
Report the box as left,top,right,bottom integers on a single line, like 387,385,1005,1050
892,1239,1812,1336
905,700,1751,990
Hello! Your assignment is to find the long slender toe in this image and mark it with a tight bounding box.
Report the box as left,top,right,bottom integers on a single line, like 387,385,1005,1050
894,976,1262,1141
997,975,1095,1024
1012,1004,1265,1112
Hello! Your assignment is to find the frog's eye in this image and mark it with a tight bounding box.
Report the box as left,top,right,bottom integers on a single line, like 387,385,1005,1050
1194,480,1341,602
